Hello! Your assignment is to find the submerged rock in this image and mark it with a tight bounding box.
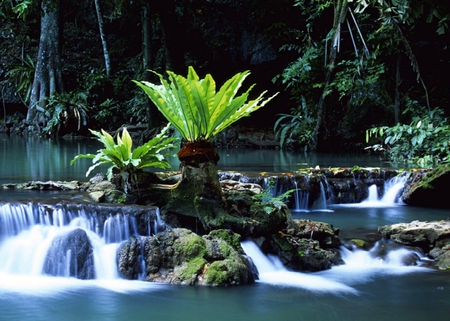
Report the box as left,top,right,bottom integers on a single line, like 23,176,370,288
117,228,255,286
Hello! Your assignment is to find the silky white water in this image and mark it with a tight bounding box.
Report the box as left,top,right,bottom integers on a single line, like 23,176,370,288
241,239,430,294
360,175,407,206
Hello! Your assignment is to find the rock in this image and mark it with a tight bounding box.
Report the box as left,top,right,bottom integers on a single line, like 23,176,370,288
89,191,105,202
287,219,341,248
347,238,366,249
402,165,450,208
379,220,450,250
43,228,95,279
379,220,450,268
117,228,255,286
260,219,343,272
269,233,342,272
429,246,450,270
220,180,263,195
88,180,117,192
164,177,292,238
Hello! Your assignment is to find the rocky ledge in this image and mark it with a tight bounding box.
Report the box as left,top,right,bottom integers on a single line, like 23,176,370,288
379,220,450,270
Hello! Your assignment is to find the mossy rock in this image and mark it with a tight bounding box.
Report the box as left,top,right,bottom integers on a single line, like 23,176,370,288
269,232,342,272
402,165,450,208
117,228,255,286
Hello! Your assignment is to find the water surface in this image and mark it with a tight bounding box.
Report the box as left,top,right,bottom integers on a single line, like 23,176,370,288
1,134,449,321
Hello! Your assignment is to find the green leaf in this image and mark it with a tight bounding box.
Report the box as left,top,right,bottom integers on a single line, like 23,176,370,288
134,66,277,143
70,124,178,192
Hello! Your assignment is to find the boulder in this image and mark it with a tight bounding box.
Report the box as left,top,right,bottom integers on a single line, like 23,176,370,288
117,228,255,286
402,165,450,208
259,219,343,272
379,220,450,269
43,228,95,279
163,177,292,238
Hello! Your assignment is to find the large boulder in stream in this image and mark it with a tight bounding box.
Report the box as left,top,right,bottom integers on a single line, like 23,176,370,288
402,165,450,208
255,219,343,272
43,228,95,279
117,228,255,286
162,178,291,238
379,220,450,270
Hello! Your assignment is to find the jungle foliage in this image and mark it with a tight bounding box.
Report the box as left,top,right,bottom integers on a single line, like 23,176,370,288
0,0,449,157
366,107,450,167
274,0,450,153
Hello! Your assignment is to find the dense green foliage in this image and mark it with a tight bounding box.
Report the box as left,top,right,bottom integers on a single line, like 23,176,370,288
0,0,449,156
274,0,450,152
366,108,450,167
134,66,277,142
70,123,178,192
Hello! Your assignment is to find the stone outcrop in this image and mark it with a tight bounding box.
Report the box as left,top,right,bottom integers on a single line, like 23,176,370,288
379,220,450,270
254,219,343,272
117,228,256,286
402,165,450,208
161,172,292,238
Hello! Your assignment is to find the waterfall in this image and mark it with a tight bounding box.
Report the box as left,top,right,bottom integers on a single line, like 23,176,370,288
361,175,407,206
153,208,165,235
240,240,356,293
0,202,159,282
317,241,431,286
292,180,309,212
311,181,333,212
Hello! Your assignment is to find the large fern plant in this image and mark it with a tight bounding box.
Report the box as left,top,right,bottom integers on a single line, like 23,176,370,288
133,66,277,143
70,123,178,193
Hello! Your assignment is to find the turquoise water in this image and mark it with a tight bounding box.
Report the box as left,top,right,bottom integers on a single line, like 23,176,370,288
1,133,397,184
1,134,449,321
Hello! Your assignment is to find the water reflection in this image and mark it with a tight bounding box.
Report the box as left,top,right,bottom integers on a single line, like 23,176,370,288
2,133,401,184
1,134,104,184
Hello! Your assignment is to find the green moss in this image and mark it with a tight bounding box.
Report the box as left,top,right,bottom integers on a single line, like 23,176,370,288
350,239,366,248
175,256,207,284
177,232,207,260
204,259,234,286
419,165,449,190
208,229,241,250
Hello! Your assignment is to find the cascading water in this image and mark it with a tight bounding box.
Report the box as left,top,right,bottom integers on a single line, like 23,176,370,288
0,202,156,282
292,180,309,212
241,239,430,293
241,240,356,293
311,181,333,212
153,208,165,235
361,175,407,206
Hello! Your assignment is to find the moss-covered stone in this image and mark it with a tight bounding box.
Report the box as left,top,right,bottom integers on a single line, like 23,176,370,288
117,228,255,286
402,165,450,208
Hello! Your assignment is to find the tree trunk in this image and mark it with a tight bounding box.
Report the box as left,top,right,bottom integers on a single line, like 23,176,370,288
394,55,401,124
142,3,152,72
153,0,187,73
94,0,111,77
141,3,160,128
311,0,348,151
162,142,225,232
27,0,63,129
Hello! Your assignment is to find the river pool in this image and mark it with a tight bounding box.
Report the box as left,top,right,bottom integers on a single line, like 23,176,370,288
0,134,449,321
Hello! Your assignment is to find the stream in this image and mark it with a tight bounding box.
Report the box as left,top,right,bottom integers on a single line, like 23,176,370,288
0,134,449,321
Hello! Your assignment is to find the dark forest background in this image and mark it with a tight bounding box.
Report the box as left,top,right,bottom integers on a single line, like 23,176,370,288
1,0,449,153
